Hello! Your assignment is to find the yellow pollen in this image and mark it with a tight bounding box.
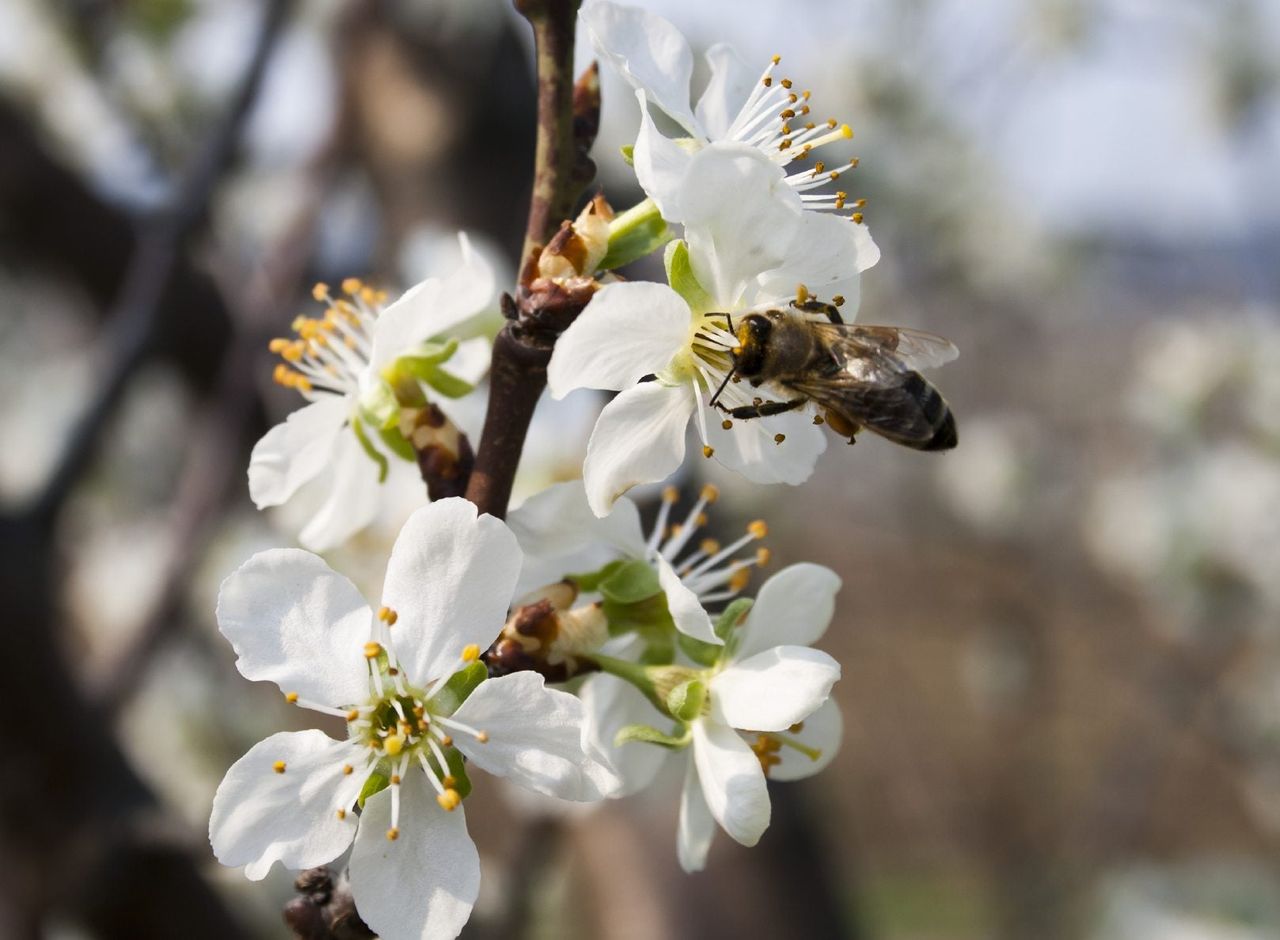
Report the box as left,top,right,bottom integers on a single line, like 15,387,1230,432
311,282,329,301
268,338,290,353
780,108,796,119
700,538,722,554
377,606,398,625
384,734,404,756
779,138,792,150
789,721,806,733
827,118,838,129
442,775,458,788
762,76,773,87
840,123,853,138
390,774,401,785
832,294,846,306
341,277,362,296
829,170,841,181
748,520,769,539
702,445,715,458
346,709,359,721
462,644,481,663
757,547,772,566
272,761,286,774
670,524,683,538
342,764,354,775
781,78,793,89
730,569,752,592
771,54,781,65
662,485,679,504
476,731,489,743
774,433,786,444
336,809,346,819
363,642,383,659
813,414,825,425
696,513,709,527
732,345,743,355
789,93,799,104
437,789,461,812
796,284,810,304
360,286,378,305
722,419,733,430
701,483,720,503
285,692,299,704
852,213,865,224
440,735,453,747
854,198,867,208
386,827,400,841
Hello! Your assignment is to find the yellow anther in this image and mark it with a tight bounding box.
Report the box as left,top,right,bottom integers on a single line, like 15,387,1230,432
341,277,362,296
756,547,772,566
442,775,457,788
813,414,825,425
670,524,683,539
829,170,841,181
386,827,400,841
268,337,290,353
852,213,864,224
702,445,715,458
722,419,733,430
774,433,786,444
311,282,330,301
342,764,354,775
662,485,679,504
832,294,846,307
854,198,867,208
360,286,378,305
383,734,404,756
377,606,398,625
272,761,286,774
779,138,792,150
763,76,773,87
780,123,792,135
440,735,453,747
780,108,796,119
789,721,806,733
336,809,346,819
363,642,383,659
700,483,719,504
748,520,769,539
700,538,722,555
462,644,481,663
827,118,838,129
437,789,461,812
781,78,793,89
346,709,359,722
280,342,304,363
796,284,810,304
840,123,853,138
729,569,752,592
475,731,489,744
696,512,709,527
771,54,781,65
390,774,401,785
285,692,299,704
412,705,425,717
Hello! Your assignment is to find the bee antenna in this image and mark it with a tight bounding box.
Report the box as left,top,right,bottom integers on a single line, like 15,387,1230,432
708,366,735,409
708,311,734,332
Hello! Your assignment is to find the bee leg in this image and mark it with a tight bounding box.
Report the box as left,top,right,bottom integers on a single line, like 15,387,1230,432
725,398,807,420
790,299,844,324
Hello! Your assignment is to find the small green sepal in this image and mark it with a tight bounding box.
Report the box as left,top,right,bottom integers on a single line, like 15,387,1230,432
666,678,707,723
614,723,690,750
714,598,754,642
664,240,712,315
350,419,389,482
678,632,723,667
358,770,389,809
600,197,671,271
427,662,488,717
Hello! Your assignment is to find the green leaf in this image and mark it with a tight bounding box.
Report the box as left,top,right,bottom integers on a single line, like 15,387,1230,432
568,559,627,593
664,240,712,315
358,770,389,809
427,662,488,717
445,748,472,800
666,679,706,722
350,419,389,483
598,559,662,604
600,197,671,271
677,632,722,668
714,598,754,642
377,424,416,462
615,722,690,749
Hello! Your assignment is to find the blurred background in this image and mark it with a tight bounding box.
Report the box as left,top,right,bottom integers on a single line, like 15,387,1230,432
2,0,1279,937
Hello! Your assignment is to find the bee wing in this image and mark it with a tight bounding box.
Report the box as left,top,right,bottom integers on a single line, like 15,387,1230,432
812,323,959,371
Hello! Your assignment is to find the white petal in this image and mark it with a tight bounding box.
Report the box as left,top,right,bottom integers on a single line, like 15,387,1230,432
655,553,718,644
380,498,521,685
704,406,826,485
735,563,842,661
582,382,694,517
298,430,383,552
694,43,755,141
547,281,691,397
680,143,802,308
370,233,495,373
677,754,716,872
507,480,648,595
581,0,699,134
247,396,348,509
752,212,879,313
633,89,695,221
692,717,770,847
209,730,366,881
450,672,621,801
216,549,372,706
768,697,842,782
579,673,669,797
712,646,840,732
349,775,479,940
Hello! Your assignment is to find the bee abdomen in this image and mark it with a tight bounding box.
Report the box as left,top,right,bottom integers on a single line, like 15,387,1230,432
904,372,957,451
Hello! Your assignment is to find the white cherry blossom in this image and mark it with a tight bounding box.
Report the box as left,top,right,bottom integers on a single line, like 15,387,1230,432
209,498,617,940
249,233,493,551
548,144,878,516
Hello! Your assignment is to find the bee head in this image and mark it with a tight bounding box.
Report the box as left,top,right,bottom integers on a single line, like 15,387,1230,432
731,314,772,377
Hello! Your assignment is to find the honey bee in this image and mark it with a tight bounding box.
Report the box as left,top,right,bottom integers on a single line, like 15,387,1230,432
712,297,958,450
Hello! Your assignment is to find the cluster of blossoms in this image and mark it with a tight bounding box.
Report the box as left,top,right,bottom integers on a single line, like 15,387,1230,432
210,3,954,938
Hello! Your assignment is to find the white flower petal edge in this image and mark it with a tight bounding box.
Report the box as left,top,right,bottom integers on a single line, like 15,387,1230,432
209,730,368,881
582,382,693,517
677,755,717,873
247,395,348,509
579,673,668,798
711,646,841,732
691,715,770,847
655,553,719,644
769,698,843,782
349,776,480,940
216,549,373,707
632,87,696,220
380,498,522,685
736,563,841,661
450,672,622,801
694,43,755,141
547,281,692,397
